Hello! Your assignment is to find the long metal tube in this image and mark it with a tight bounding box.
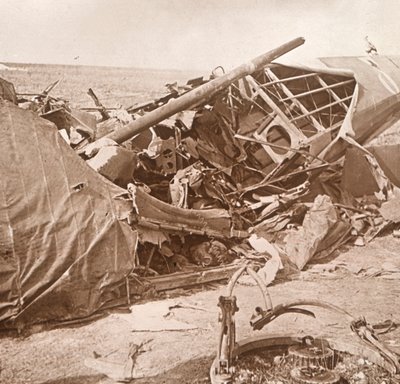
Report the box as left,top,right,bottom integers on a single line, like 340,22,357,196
105,37,305,144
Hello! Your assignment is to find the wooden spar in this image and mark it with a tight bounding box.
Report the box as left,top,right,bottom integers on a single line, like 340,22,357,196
146,264,241,291
260,72,318,87
87,88,110,120
290,95,353,122
79,107,118,111
316,76,350,111
245,75,300,133
279,79,354,102
264,68,325,131
102,37,305,144
41,79,62,96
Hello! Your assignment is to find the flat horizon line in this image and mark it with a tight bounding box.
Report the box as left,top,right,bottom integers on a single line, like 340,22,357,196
0,60,208,74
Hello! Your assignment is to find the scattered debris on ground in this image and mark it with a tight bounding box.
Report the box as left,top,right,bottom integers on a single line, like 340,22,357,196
210,266,400,384
232,348,399,384
1,36,400,339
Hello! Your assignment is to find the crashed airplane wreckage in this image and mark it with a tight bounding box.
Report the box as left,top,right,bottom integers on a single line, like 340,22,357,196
1,37,400,329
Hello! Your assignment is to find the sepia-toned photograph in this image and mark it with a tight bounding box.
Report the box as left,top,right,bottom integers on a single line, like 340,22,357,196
1,1,400,383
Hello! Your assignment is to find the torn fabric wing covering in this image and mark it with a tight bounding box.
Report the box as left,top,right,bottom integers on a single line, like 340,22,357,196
319,56,400,157
0,101,137,327
271,57,400,163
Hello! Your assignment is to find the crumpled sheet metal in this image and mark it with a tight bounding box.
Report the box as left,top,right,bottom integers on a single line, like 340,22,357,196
342,147,382,197
87,142,137,187
0,77,17,104
129,183,248,239
0,101,137,327
192,109,247,172
369,144,400,188
379,189,400,223
284,195,349,270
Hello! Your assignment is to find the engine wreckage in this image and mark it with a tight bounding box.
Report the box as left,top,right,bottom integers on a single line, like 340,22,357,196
211,264,400,384
1,37,400,330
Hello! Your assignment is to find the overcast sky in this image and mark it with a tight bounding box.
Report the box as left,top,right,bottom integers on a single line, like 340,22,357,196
1,0,399,70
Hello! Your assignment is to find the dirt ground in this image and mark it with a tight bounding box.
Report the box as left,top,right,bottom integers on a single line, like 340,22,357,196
1,234,399,384
2,62,400,384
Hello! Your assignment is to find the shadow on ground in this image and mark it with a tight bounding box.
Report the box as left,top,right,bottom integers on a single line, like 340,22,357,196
40,375,106,384
39,356,214,384
133,355,213,384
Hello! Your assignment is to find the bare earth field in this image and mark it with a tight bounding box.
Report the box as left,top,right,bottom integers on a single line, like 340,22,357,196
1,62,201,108
1,64,400,384
1,235,400,384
